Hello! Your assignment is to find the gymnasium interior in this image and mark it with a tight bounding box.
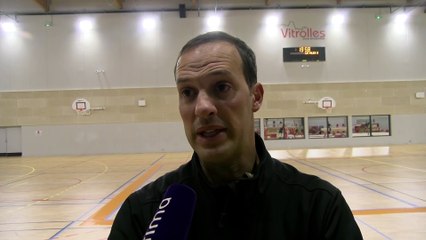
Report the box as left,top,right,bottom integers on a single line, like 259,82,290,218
0,0,425,239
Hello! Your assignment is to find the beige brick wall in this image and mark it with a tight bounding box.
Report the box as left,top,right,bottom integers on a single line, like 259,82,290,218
1,80,425,127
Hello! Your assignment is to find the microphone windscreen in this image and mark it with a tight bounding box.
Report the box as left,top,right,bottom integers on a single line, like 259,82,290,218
143,183,197,240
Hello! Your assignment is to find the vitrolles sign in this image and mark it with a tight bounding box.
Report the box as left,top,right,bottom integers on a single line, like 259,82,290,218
280,21,326,40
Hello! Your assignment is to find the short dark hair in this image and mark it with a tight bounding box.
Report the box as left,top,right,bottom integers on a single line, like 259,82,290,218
174,31,257,87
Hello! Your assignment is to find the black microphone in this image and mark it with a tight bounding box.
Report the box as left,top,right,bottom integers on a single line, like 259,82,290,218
143,183,197,240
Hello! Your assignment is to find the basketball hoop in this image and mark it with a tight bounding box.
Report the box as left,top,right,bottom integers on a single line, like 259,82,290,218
324,106,333,114
72,98,91,116
317,97,336,113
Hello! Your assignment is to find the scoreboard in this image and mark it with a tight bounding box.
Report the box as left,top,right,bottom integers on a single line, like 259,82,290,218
283,47,326,62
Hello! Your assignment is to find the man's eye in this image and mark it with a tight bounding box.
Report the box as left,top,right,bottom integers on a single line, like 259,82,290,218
216,83,231,93
181,88,195,98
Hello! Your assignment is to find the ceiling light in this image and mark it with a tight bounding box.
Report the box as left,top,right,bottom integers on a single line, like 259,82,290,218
331,13,345,25
45,15,53,27
78,18,94,32
1,21,18,33
206,14,222,30
394,12,408,23
264,15,280,26
142,17,157,30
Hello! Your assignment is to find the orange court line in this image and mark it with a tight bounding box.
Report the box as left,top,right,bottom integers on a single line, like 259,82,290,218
83,161,163,226
353,207,426,215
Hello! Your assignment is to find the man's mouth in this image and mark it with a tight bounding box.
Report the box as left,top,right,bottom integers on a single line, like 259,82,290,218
200,129,223,137
196,126,226,138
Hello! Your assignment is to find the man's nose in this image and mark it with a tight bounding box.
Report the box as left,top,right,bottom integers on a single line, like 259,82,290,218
195,91,217,118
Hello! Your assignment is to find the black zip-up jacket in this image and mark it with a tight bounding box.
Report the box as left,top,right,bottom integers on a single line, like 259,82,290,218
109,134,363,239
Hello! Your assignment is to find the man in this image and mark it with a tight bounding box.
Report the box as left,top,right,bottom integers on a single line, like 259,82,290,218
109,31,363,239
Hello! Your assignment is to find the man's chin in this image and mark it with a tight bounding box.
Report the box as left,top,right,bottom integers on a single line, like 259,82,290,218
195,144,231,162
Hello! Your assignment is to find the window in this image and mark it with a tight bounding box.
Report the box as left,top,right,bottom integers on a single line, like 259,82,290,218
264,117,305,140
284,118,305,139
371,115,391,136
254,118,261,136
308,116,348,139
264,118,284,140
352,115,391,137
352,116,371,137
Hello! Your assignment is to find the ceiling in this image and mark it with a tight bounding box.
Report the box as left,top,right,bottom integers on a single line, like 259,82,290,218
0,0,425,15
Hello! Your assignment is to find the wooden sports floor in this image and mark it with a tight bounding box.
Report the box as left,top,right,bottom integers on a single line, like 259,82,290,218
0,144,425,240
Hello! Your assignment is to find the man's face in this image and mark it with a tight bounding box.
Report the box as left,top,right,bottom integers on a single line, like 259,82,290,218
175,41,263,166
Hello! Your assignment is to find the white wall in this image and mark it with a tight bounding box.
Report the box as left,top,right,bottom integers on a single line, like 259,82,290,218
2,8,426,156
22,122,191,156
21,114,426,156
1,8,425,91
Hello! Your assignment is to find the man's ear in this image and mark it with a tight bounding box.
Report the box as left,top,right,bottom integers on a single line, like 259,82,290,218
251,83,264,112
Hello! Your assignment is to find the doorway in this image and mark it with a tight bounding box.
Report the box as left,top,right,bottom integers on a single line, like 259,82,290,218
0,127,22,157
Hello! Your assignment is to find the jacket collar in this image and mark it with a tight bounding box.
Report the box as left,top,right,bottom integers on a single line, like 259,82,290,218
253,133,272,193
190,134,272,194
